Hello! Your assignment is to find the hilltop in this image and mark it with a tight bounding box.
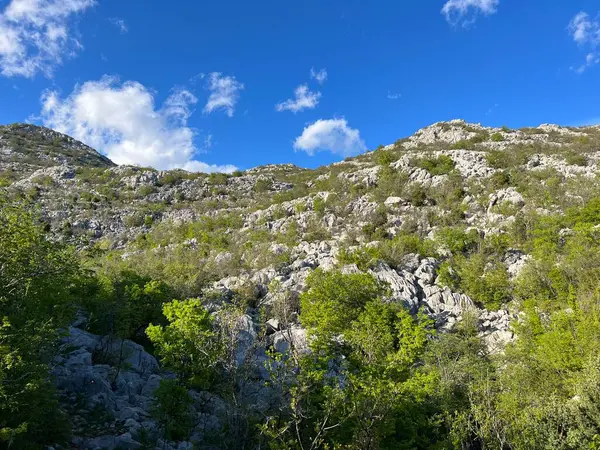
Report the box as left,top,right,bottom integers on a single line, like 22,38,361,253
0,123,114,178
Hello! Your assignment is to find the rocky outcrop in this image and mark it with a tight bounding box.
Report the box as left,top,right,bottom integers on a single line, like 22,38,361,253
53,327,223,450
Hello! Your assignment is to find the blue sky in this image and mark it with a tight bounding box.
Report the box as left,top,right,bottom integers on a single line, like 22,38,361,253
1,0,600,172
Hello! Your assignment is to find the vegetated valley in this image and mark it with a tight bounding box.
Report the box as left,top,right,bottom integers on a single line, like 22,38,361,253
3,120,600,449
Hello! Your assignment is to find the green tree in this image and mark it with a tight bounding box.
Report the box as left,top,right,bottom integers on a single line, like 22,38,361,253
267,271,446,449
147,299,224,388
0,204,80,448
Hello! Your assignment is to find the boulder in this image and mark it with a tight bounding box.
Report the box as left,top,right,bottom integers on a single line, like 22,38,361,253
272,327,309,355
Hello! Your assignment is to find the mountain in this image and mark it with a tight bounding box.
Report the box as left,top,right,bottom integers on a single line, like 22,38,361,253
0,123,114,180
3,119,600,449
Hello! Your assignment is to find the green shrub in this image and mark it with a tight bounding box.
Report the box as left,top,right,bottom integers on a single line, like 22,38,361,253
451,140,473,150
208,173,228,185
415,155,455,176
123,212,145,227
374,148,397,166
438,255,511,310
313,196,326,215
434,227,480,256
485,148,531,169
337,246,383,271
405,183,428,206
300,270,387,338
136,185,156,197
147,299,224,388
152,380,194,441
565,152,587,166
254,179,272,193
488,171,511,189
470,131,490,144
371,166,409,202
490,132,505,142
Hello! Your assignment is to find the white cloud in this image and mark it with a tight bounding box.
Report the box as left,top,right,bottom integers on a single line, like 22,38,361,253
568,12,600,73
0,0,95,78
109,17,127,34
276,84,321,113
387,91,401,100
310,67,327,84
569,12,600,45
441,0,499,26
571,52,600,74
203,72,244,117
294,118,366,157
39,76,237,173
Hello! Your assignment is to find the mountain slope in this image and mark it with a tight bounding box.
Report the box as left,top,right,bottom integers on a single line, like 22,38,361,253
4,119,600,449
0,123,114,181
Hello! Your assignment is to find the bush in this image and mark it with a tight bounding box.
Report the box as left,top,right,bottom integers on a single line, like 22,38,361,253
84,272,171,343
337,246,383,271
414,155,455,176
374,148,397,166
451,140,474,150
490,132,505,142
312,196,326,215
152,380,194,441
434,226,480,256
208,173,228,185
147,299,224,388
405,183,428,206
438,254,511,310
565,152,587,166
300,270,387,338
254,179,272,193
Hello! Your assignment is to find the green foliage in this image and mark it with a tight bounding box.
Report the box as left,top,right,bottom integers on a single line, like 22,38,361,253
300,270,387,339
337,246,383,271
312,196,326,216
83,272,171,343
414,155,455,176
565,152,588,166
485,147,531,169
254,178,273,193
490,132,505,142
450,133,489,149
276,271,446,449
434,226,480,256
374,148,398,166
371,165,409,202
362,204,389,240
208,172,228,185
0,204,79,448
152,379,194,441
147,299,224,388
405,183,428,206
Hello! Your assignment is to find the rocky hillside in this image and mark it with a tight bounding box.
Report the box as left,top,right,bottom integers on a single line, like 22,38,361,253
0,123,114,181
3,119,600,449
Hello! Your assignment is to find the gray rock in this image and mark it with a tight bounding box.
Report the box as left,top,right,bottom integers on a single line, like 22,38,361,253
82,433,141,450
99,337,159,376
369,262,420,312
265,318,280,334
272,327,309,355
141,374,163,397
